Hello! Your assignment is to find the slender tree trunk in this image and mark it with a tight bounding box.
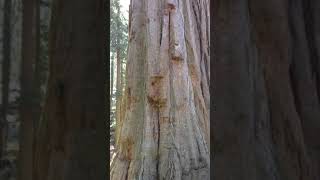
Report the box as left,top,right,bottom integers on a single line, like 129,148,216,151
213,0,320,179
1,0,12,158
115,2,122,146
33,0,107,179
111,0,210,179
110,55,115,147
33,0,41,130
116,49,121,118
115,48,121,146
111,55,114,99
121,59,125,93
119,57,126,140
18,0,40,179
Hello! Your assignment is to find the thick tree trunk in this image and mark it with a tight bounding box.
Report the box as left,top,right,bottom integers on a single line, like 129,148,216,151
111,0,210,179
18,0,40,179
1,0,12,158
33,0,107,180
213,0,320,179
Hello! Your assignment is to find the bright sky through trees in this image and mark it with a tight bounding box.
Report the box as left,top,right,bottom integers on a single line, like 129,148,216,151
120,0,129,17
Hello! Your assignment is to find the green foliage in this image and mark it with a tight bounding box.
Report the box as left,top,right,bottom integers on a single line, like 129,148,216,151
110,0,128,59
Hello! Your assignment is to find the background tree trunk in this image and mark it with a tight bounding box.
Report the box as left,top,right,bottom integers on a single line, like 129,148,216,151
115,2,122,147
115,47,122,145
33,0,107,179
111,0,210,179
18,0,40,179
1,0,12,158
111,56,114,99
213,0,320,179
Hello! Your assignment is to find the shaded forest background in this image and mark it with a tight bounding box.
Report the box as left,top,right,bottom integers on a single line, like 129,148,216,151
0,0,107,179
109,0,128,158
0,0,51,178
0,0,125,178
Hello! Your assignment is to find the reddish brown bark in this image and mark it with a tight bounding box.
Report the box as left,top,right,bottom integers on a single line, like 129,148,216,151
111,0,210,179
19,0,40,179
33,0,107,179
213,0,320,179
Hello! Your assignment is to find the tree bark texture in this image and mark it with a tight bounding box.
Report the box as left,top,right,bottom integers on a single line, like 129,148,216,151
213,0,320,179
111,0,210,179
18,0,40,179
33,0,107,179
1,0,12,158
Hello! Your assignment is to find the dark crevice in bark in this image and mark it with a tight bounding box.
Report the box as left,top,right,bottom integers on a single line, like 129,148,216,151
302,0,320,101
195,135,202,157
297,151,304,180
141,156,145,178
288,63,303,123
125,162,130,180
200,81,205,105
263,76,276,150
247,2,259,143
160,15,163,46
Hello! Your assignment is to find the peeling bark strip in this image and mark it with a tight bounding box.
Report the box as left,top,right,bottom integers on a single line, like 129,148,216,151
213,0,320,179
111,0,210,179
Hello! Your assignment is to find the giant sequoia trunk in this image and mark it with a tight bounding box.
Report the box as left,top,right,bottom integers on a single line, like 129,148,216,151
111,0,210,179
213,0,320,179
33,0,107,179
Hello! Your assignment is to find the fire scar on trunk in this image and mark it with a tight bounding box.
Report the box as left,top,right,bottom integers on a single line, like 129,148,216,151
147,75,167,109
